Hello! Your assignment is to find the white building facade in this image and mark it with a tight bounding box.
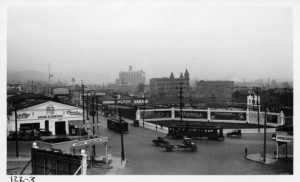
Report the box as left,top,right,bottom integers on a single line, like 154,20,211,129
7,101,83,135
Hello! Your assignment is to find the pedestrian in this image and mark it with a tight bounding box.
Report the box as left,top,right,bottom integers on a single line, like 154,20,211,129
244,147,248,158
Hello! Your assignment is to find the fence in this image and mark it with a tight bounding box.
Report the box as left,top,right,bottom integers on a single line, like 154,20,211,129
31,148,83,175
136,107,285,127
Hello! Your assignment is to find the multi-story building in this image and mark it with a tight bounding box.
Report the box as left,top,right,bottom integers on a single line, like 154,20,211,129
7,82,23,97
115,66,146,86
195,80,234,106
150,69,190,97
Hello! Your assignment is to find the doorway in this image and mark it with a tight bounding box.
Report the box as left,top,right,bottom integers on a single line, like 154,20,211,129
55,121,66,135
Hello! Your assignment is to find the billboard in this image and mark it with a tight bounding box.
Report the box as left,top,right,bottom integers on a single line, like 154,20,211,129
142,111,171,119
175,110,207,119
211,112,246,121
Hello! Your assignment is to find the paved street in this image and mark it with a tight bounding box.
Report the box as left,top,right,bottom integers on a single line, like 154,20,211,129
7,114,293,175
93,115,293,174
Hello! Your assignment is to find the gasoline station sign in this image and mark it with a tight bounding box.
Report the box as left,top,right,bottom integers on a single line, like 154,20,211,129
276,133,293,143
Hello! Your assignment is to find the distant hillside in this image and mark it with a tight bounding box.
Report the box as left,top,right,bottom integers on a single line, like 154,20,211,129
7,70,48,83
7,70,112,84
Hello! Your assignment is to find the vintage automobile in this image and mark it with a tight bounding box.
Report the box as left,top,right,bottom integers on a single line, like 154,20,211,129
152,137,170,147
226,129,242,138
165,138,198,152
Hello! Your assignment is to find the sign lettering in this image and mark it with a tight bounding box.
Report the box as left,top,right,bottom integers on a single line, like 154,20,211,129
66,110,82,116
17,112,30,119
175,111,207,119
276,134,293,143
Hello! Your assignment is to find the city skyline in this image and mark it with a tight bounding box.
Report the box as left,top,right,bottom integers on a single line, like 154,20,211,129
7,3,293,84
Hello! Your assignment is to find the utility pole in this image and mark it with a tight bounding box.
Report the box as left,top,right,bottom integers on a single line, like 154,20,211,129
114,95,117,117
92,93,95,135
82,82,85,125
119,109,125,162
86,91,89,121
178,82,184,124
263,104,268,163
143,94,146,127
14,105,19,157
96,96,99,123
255,87,260,132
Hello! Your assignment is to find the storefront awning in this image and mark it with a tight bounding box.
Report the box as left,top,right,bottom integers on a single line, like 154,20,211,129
69,120,83,126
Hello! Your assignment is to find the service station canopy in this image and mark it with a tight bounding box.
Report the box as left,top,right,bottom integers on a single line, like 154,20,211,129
71,137,108,149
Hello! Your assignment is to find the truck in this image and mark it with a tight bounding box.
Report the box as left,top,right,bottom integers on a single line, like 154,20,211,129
165,138,198,152
226,129,242,138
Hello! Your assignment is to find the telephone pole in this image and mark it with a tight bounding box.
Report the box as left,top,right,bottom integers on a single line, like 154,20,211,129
254,87,260,132
81,82,85,125
143,94,146,127
92,93,95,135
119,109,125,162
263,104,268,163
178,82,184,124
14,105,19,157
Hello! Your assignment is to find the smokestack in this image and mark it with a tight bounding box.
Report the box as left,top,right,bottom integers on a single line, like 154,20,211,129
129,65,132,71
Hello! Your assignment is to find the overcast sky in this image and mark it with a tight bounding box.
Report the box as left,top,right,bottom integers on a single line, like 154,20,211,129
7,3,293,83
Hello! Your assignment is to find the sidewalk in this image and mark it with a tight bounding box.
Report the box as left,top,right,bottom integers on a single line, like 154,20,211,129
245,153,277,164
244,153,293,165
87,156,127,175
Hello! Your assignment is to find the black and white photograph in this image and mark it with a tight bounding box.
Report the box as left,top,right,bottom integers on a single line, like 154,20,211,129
1,0,299,180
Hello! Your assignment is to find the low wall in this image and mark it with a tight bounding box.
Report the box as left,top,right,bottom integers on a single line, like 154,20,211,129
138,121,275,134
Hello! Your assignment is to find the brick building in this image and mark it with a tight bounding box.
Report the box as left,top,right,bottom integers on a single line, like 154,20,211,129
150,69,190,97
195,80,234,106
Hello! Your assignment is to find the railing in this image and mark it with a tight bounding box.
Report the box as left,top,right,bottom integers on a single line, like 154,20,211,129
137,107,285,127
73,165,82,175
139,121,168,134
19,158,32,175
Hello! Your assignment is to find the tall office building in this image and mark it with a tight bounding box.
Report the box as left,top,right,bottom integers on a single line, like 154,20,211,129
115,66,146,86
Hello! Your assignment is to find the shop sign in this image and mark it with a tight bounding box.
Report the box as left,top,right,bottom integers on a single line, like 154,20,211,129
17,112,30,119
117,100,131,104
276,134,293,143
38,115,63,119
66,110,82,116
134,99,148,104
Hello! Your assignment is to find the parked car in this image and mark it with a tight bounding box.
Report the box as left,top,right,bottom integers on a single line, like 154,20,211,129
7,131,18,141
39,129,52,137
19,129,35,141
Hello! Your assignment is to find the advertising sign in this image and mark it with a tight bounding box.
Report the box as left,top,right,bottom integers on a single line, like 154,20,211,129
211,112,246,121
175,111,207,119
143,111,171,119
276,134,293,143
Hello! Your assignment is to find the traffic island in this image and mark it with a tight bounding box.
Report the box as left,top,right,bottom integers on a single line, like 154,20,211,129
245,153,278,164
